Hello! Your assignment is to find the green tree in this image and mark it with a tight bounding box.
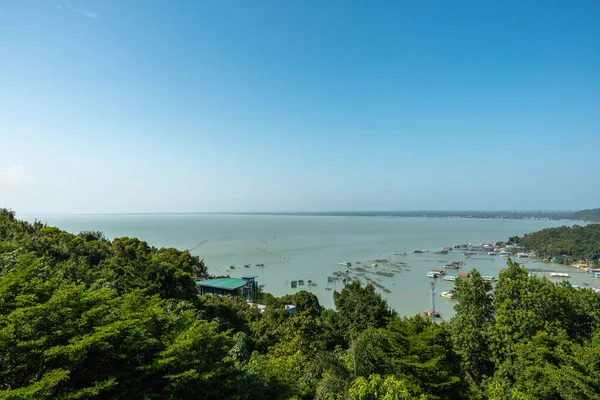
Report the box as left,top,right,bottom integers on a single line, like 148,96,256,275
333,281,394,339
385,316,465,399
348,374,422,400
450,268,494,387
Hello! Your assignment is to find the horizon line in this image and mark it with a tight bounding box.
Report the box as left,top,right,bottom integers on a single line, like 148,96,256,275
16,209,577,217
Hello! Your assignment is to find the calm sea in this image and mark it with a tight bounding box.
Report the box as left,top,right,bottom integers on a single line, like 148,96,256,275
22,214,585,318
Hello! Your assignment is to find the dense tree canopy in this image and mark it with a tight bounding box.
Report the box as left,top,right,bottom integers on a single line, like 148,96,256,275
573,208,600,222
508,224,600,263
2,208,600,399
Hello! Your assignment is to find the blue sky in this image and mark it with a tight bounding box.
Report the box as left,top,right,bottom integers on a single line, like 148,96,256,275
1,1,599,213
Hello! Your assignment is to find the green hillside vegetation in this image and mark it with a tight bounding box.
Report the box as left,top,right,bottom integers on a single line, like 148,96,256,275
2,208,600,399
574,208,600,222
508,224,600,264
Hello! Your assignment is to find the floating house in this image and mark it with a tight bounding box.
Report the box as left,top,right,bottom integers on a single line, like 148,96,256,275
549,272,570,278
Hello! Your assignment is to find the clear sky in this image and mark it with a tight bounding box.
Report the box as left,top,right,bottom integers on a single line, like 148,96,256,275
1,1,599,214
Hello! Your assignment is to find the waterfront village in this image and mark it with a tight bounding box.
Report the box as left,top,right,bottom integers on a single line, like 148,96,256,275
194,241,600,319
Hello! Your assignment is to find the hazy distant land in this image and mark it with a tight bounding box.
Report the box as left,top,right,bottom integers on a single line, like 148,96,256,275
223,209,597,221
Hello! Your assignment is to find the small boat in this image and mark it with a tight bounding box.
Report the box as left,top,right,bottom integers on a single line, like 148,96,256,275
394,252,406,256
440,291,454,300
429,269,446,275
371,262,377,268
444,263,459,269
517,253,529,258
482,276,496,282
500,251,511,257
298,280,305,285
256,263,265,267
549,272,570,278
413,250,423,254
339,261,351,267
291,280,297,288
426,272,439,278
230,265,235,269
443,275,458,281
424,309,442,318
488,251,496,256
244,264,250,268
464,251,476,255
458,272,471,279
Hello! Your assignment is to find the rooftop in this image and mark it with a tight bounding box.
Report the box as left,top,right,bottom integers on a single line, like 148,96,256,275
196,277,247,290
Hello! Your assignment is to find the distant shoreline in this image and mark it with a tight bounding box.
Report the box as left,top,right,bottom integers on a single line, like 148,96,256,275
18,210,586,222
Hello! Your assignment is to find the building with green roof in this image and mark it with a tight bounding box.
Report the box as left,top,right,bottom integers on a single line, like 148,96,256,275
196,276,258,299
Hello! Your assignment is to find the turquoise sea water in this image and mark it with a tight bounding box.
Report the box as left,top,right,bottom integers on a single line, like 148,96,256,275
23,214,587,318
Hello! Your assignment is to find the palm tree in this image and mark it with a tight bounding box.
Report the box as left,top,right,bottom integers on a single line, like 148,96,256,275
308,328,389,400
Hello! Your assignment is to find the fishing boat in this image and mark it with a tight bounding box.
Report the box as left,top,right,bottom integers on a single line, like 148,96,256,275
424,309,442,318
443,275,458,281
339,261,351,267
429,269,446,275
549,272,570,278
482,276,496,282
440,291,454,300
426,272,439,278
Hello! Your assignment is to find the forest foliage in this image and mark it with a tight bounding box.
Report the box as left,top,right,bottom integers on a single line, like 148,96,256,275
573,208,600,223
2,208,600,399
508,224,600,263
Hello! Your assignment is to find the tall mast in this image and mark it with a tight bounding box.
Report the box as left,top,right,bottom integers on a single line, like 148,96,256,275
429,279,436,318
